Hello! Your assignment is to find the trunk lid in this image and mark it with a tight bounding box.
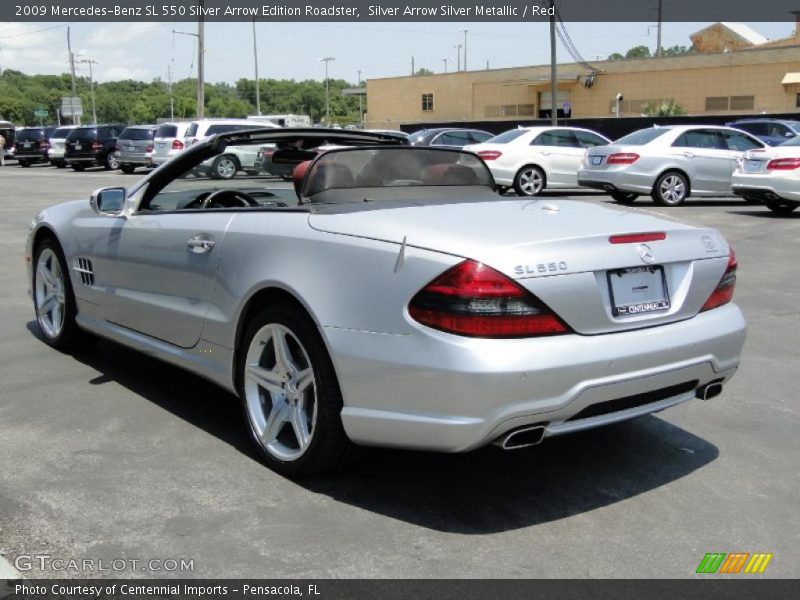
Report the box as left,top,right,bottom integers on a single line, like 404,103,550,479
309,198,731,334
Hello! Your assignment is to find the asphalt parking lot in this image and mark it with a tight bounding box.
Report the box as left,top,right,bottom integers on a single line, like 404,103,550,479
0,162,798,579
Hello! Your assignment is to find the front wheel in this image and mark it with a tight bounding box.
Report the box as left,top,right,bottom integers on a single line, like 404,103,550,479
33,240,87,351
652,171,689,206
513,165,546,196
120,164,136,174
238,305,356,477
18,160,30,168
210,155,238,179
766,199,799,215
610,191,639,204
105,153,120,170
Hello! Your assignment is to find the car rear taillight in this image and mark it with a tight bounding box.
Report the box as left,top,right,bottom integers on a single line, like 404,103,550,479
609,232,667,244
477,150,502,161
145,144,154,153
172,139,184,150
408,260,571,338
92,142,103,150
607,153,640,165
766,157,800,171
700,248,737,312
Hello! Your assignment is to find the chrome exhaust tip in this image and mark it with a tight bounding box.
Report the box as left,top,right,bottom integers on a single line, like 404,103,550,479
696,381,724,401
498,425,546,450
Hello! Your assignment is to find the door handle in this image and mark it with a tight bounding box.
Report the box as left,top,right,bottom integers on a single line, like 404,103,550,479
187,235,215,254
681,152,695,159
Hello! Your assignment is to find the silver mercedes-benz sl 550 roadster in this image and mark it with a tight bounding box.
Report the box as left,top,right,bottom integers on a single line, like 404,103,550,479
27,129,746,476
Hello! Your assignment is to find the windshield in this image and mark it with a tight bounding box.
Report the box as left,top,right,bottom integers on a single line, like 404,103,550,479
156,124,178,138
304,147,493,198
485,129,528,144
66,128,97,141
51,128,73,138
120,127,155,141
615,128,670,145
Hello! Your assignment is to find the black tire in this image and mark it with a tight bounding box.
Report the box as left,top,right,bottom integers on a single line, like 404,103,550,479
32,239,89,352
71,164,86,172
52,161,67,169
120,164,136,174
610,191,639,204
237,304,356,477
513,165,546,196
652,171,689,206
104,153,120,170
497,186,509,196
210,155,238,180
19,160,30,168
765,200,799,215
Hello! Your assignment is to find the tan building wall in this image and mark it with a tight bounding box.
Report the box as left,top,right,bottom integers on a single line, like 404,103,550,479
366,45,800,129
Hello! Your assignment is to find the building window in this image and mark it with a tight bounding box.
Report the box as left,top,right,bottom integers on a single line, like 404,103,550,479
730,96,755,111
705,97,730,112
796,93,800,108
421,93,434,111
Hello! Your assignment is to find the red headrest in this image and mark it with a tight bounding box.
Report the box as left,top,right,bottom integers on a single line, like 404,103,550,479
293,160,312,198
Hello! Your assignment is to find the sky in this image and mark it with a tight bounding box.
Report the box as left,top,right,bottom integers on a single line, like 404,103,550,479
0,21,794,85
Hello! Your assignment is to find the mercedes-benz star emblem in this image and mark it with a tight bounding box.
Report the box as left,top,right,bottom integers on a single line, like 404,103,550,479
637,244,655,264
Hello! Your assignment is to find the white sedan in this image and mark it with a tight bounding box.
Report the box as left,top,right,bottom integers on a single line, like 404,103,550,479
732,138,800,215
465,126,610,196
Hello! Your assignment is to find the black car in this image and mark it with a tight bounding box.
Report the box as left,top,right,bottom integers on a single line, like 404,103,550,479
407,128,494,148
64,124,127,171
14,126,56,167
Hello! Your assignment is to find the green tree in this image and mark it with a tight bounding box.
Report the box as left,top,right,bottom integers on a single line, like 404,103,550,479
625,46,652,59
642,100,686,117
414,68,434,76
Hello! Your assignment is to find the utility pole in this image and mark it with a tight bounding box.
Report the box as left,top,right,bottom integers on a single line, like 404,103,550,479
67,27,80,125
197,1,205,119
442,57,449,73
357,69,363,126
656,0,663,57
549,0,557,126
319,57,335,123
78,58,99,125
167,63,174,120
453,44,462,71
252,18,261,115
460,28,468,71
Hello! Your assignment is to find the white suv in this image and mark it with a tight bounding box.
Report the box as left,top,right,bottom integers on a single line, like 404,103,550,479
151,122,192,167
184,119,280,179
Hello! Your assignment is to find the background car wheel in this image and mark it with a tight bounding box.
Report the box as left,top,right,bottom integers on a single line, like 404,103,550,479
18,160,30,168
743,196,761,204
497,186,509,196
105,154,120,170
120,164,136,174
53,161,67,169
33,239,89,352
765,200,799,215
238,304,356,477
513,165,546,196
211,155,238,180
610,191,639,204
652,171,689,206
71,164,85,171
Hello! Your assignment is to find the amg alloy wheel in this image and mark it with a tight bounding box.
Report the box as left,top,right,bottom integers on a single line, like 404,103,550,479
514,165,545,196
652,172,688,206
105,153,120,170
33,241,86,351
239,305,354,476
211,155,237,179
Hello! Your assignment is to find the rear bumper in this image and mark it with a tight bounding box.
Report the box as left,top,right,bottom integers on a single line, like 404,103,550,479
117,152,153,166
15,152,48,162
327,303,746,452
731,176,800,203
65,155,102,164
577,169,656,194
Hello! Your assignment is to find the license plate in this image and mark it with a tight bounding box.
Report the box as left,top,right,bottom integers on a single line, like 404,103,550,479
156,142,166,150
591,155,603,165
74,144,82,150
23,142,31,148
607,266,670,316
126,146,135,152
744,159,763,172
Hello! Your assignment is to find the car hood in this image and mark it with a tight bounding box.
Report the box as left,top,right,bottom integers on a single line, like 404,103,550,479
308,198,728,278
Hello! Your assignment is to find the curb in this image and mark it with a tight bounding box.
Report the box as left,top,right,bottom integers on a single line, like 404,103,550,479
0,555,20,579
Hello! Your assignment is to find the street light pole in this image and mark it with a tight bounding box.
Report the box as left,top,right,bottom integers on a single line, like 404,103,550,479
357,69,364,126
252,18,261,115
548,0,557,127
460,28,468,71
173,26,204,118
453,44,462,71
67,27,80,125
442,57,449,73
78,58,99,125
319,57,335,123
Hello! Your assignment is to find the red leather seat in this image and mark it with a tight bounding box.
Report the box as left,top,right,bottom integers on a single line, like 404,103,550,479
293,160,312,198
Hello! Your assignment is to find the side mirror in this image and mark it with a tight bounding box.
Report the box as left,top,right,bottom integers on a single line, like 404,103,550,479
90,187,126,217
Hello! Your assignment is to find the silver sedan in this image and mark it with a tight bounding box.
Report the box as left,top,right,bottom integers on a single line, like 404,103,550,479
27,129,746,476
578,125,765,206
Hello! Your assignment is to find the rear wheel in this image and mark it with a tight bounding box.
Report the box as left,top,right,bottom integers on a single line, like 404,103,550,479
610,191,639,204
238,305,356,477
71,164,86,171
19,160,30,168
105,153,119,170
120,164,136,174
33,240,88,352
652,171,689,206
766,199,799,215
513,165,545,196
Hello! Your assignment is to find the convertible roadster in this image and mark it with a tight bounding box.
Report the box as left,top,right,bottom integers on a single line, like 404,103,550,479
27,129,746,476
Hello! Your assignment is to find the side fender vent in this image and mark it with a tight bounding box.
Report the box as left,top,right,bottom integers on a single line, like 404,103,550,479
74,258,95,286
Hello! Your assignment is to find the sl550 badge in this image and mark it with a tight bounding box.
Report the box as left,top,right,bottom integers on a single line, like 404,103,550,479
514,261,568,276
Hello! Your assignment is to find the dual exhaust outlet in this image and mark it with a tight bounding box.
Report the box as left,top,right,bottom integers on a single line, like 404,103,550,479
497,380,725,450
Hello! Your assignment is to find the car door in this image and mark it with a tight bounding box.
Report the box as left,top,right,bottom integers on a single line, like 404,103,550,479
670,129,732,194
89,194,233,349
530,129,584,186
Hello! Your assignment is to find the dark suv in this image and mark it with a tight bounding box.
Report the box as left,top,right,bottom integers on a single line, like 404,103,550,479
64,124,126,171
14,126,56,167
727,119,800,146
